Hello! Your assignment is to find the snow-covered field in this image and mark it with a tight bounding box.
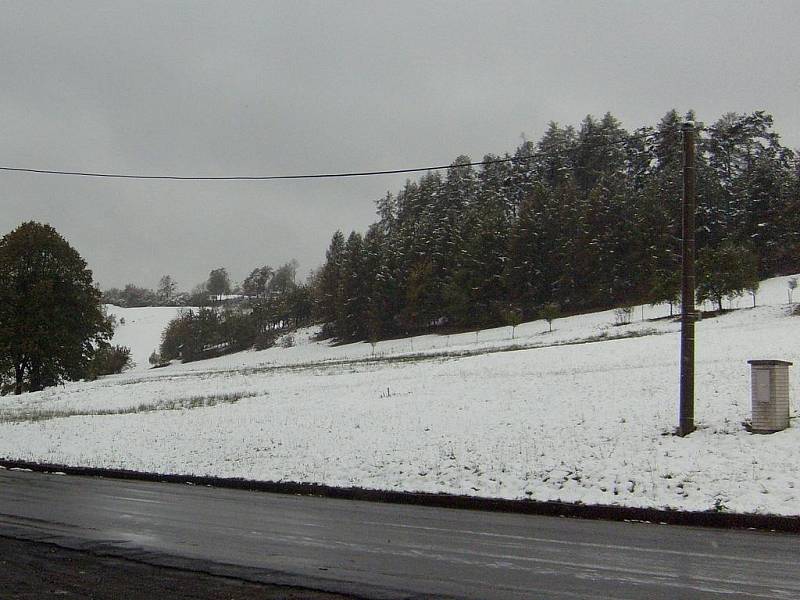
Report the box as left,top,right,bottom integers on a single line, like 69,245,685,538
104,305,185,371
1,275,799,516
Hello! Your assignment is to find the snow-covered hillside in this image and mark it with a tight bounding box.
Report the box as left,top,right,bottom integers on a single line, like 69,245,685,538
105,305,186,371
2,275,799,515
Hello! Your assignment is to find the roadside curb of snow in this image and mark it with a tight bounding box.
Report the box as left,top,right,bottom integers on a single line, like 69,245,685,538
2,459,798,533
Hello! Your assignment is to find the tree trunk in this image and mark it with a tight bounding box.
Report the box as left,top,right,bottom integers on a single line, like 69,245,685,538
14,363,24,395
29,361,43,392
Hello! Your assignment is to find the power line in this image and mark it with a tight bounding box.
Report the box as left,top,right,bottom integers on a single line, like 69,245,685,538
0,157,520,181
0,131,662,182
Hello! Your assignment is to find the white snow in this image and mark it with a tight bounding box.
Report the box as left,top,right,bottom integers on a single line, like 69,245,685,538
2,275,800,516
105,305,187,371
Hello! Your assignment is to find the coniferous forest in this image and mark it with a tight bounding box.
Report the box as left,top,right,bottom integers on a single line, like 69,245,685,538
315,110,800,342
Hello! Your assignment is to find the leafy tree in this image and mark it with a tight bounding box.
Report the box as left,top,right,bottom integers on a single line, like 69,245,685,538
242,266,273,298
102,284,158,307
0,356,13,394
121,284,158,307
287,284,313,327
157,275,178,305
539,303,560,332
245,261,298,334
696,243,759,312
207,267,231,298
186,283,210,306
502,306,523,339
268,261,298,299
218,309,256,352
160,308,226,362
0,222,112,394
101,287,124,305
649,269,681,316
159,312,190,361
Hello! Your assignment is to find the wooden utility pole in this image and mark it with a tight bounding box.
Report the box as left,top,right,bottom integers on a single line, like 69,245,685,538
679,121,696,437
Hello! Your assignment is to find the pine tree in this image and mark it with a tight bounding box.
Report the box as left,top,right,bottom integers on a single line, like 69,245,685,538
704,111,794,270
505,185,546,315
340,232,367,340
573,112,628,197
533,121,577,189
311,110,793,342
316,231,346,335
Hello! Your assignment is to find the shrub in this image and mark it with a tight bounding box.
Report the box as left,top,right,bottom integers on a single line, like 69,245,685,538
148,350,170,368
87,345,133,379
614,306,633,326
317,322,337,340
253,330,276,350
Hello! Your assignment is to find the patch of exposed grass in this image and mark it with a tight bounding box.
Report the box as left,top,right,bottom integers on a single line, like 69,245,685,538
0,390,260,423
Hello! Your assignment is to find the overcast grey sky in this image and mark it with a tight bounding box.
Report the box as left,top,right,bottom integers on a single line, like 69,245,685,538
1,1,798,290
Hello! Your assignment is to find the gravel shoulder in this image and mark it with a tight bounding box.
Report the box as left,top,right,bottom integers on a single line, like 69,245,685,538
0,535,357,600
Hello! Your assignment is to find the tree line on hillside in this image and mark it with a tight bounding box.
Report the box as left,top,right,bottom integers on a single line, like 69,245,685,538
102,261,310,309
103,274,207,307
315,110,799,342
103,267,247,307
102,258,317,363
2,110,797,390
152,261,313,363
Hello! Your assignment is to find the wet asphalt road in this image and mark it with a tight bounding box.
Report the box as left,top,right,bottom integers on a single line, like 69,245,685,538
0,468,798,599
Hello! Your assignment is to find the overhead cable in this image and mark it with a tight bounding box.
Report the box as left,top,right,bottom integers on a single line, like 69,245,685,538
0,130,662,182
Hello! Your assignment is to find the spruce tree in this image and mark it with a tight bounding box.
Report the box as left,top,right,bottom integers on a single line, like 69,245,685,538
340,232,367,340
317,230,346,335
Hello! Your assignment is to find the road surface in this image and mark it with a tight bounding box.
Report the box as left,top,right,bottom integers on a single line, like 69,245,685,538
0,535,353,599
0,468,798,599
